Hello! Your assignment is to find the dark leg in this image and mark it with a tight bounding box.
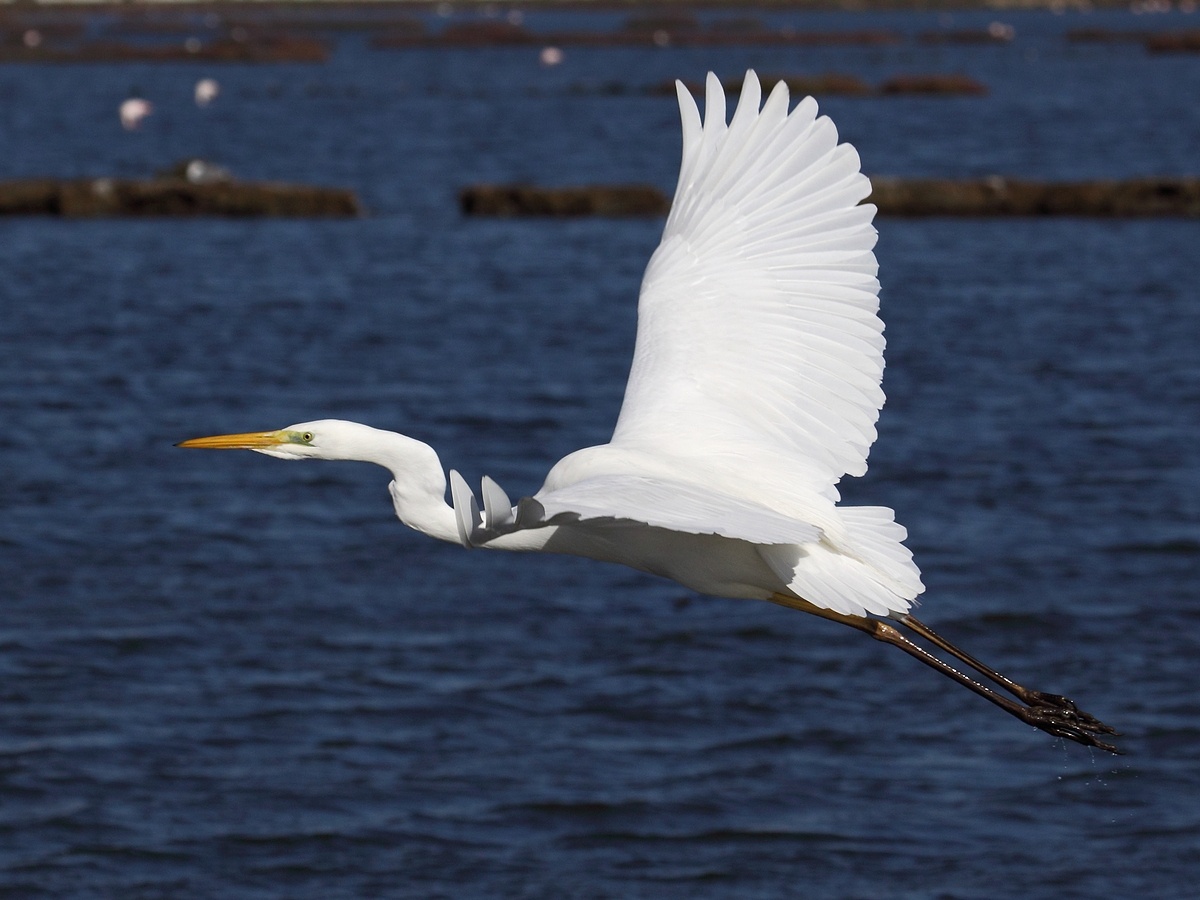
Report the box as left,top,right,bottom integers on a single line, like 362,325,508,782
897,614,1116,736
768,594,1120,754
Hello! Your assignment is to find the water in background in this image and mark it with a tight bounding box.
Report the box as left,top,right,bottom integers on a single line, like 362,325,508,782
2,8,1199,898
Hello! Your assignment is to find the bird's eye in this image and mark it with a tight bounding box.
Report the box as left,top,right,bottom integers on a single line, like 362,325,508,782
301,432,314,443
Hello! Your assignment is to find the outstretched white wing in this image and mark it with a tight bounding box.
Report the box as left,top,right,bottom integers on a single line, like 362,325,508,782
610,71,884,498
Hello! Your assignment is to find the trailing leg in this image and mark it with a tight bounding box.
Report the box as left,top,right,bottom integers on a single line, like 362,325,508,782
767,594,1120,753
897,614,1117,736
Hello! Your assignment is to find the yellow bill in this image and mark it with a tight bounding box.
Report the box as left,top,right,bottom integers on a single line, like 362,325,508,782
176,430,288,450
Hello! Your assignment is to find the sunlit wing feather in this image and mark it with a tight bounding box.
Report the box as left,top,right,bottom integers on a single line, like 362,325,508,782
610,71,884,498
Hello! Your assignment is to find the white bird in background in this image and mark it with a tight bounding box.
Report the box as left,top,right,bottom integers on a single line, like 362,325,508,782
119,96,153,131
180,71,1118,753
194,77,220,108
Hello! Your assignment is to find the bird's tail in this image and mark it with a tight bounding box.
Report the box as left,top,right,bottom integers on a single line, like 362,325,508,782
758,506,924,618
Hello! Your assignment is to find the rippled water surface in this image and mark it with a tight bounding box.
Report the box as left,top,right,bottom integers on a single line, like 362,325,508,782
2,9,1199,899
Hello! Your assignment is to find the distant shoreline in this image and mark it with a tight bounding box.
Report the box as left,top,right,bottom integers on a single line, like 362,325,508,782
0,0,1153,14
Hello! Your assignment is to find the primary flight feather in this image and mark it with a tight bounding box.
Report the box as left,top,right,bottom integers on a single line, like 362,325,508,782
180,71,1118,753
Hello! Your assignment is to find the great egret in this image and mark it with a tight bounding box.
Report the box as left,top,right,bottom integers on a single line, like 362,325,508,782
180,71,1118,753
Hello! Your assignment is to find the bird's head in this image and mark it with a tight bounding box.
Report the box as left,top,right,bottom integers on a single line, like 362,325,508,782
177,419,369,461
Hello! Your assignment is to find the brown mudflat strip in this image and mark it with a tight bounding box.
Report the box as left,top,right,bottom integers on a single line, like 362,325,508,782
0,177,361,217
461,178,1200,218
868,176,1200,216
459,184,670,218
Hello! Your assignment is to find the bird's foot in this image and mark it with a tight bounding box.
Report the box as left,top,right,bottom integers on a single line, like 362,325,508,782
1017,695,1121,753
1024,690,1119,735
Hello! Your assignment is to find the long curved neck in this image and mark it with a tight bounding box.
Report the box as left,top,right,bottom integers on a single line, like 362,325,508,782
329,423,460,545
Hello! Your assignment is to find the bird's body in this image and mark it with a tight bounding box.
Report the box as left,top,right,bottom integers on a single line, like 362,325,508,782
181,72,1118,752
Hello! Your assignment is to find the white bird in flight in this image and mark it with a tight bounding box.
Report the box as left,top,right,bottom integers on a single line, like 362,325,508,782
180,71,1118,753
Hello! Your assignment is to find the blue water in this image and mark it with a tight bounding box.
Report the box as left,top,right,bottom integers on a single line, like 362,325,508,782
2,9,1200,898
